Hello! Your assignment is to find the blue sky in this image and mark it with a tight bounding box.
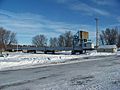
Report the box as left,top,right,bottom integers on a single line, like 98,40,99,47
0,0,120,45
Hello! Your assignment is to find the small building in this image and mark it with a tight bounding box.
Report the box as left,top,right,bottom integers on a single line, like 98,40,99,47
83,42,94,49
97,45,117,53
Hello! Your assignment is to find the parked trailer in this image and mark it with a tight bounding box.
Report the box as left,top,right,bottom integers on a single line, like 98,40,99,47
6,46,94,54
6,30,94,54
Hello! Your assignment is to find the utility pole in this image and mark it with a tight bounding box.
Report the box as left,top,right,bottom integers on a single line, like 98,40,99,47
95,18,99,49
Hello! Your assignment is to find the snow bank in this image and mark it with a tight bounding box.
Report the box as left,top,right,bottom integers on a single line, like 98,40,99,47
89,50,115,56
117,51,120,55
0,51,116,70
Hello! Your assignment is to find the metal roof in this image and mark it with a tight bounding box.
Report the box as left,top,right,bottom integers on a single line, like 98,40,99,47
98,45,117,49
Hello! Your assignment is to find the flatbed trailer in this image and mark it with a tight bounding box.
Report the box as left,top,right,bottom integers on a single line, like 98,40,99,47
6,46,94,54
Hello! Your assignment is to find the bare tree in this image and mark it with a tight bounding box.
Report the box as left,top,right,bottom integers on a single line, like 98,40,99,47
49,37,58,47
99,32,105,45
8,32,17,45
32,34,47,47
116,27,120,48
58,31,73,47
99,28,118,45
117,34,120,47
0,27,17,53
58,34,65,47
64,31,73,47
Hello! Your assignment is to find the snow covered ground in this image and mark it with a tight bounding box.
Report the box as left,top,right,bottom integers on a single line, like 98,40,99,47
0,54,120,90
0,51,117,70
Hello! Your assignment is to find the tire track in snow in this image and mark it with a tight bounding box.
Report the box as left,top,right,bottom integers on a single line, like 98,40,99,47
0,73,61,89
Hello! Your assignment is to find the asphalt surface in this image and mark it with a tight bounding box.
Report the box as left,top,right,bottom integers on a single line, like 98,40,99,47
0,55,120,90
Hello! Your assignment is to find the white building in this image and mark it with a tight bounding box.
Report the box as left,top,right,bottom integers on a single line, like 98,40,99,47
83,42,94,49
97,45,117,53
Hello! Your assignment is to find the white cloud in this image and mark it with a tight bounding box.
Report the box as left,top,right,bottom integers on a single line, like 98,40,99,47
70,3,110,16
56,0,69,3
55,0,110,16
91,0,117,6
0,9,96,44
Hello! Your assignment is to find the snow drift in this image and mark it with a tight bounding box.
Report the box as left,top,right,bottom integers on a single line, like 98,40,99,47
0,51,116,70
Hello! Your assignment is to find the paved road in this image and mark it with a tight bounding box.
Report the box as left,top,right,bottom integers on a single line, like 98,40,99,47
0,55,120,90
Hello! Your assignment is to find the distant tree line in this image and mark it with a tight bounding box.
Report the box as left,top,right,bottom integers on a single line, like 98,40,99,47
99,27,120,47
1,26,120,54
32,27,120,48
32,31,73,47
0,27,17,54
